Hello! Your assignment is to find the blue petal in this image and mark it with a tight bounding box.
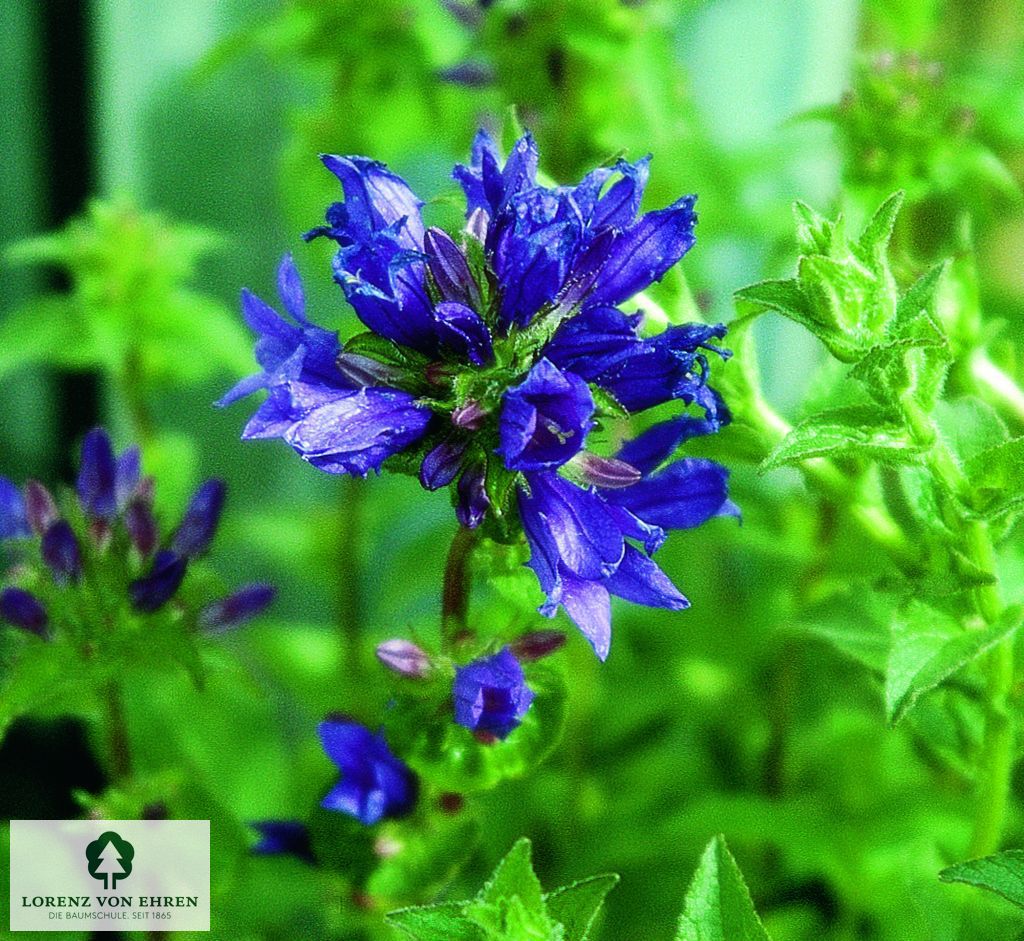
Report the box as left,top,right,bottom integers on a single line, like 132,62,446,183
276,253,307,323
76,428,118,519
585,195,698,307
518,472,623,581
602,458,737,530
605,545,689,610
319,154,425,250
558,572,611,661
617,414,724,476
433,301,493,366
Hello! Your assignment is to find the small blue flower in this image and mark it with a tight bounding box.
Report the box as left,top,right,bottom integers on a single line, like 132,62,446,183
498,359,594,472
249,821,314,863
0,587,48,638
453,647,535,740
318,719,418,825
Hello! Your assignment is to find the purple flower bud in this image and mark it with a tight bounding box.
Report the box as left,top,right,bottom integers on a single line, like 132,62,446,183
125,500,159,558
451,400,488,431
76,428,118,519
456,464,489,529
438,62,494,88
200,584,276,633
24,481,58,536
114,446,141,510
336,352,406,388
510,629,567,662
419,439,467,491
0,587,48,638
454,647,534,740
376,639,432,678
425,227,483,311
129,550,188,613
466,207,489,244
171,479,226,558
250,821,314,863
570,453,642,489
41,520,82,585
0,476,30,540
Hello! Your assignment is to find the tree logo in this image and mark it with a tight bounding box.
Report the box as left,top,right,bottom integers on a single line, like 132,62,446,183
85,831,135,891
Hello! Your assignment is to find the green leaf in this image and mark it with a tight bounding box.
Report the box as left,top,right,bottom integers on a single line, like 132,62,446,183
477,838,546,916
464,839,557,940
387,902,484,941
964,437,1024,521
761,406,924,472
886,602,1023,725
675,835,771,941
939,851,1024,910
855,191,904,262
544,874,619,941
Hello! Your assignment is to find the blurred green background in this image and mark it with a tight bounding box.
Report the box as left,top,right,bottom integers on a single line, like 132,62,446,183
1,1,1023,939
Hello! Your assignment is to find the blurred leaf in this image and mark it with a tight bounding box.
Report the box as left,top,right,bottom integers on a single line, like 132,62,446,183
387,902,484,941
964,437,1024,522
761,405,923,472
939,851,1024,910
886,602,1023,725
675,835,771,941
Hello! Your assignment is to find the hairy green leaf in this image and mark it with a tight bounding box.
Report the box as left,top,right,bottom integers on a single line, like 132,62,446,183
544,874,619,941
886,602,1023,725
675,835,771,941
939,851,1024,910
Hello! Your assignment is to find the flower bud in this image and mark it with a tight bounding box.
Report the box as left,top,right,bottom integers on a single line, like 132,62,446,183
570,453,642,489
0,477,29,540
376,639,432,679
125,500,159,558
336,352,406,388
24,481,58,536
419,439,467,491
0,587,48,638
466,207,489,244
129,550,188,613
114,446,141,510
437,62,493,88
200,584,276,633
456,464,489,529
41,520,82,585
451,400,487,431
424,227,483,310
510,629,567,662
76,428,118,519
172,479,226,558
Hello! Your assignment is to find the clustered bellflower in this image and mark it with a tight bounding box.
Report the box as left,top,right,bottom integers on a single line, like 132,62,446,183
224,131,736,659
0,428,274,638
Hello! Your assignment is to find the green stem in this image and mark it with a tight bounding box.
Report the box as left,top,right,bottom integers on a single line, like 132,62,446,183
336,476,366,672
104,680,132,782
970,352,1024,427
441,526,479,648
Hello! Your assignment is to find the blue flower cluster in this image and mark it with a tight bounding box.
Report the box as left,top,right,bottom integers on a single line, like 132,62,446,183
0,428,274,637
225,131,735,660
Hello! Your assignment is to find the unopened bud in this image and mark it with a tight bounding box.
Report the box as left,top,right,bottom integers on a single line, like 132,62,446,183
571,453,642,489
510,630,567,662
451,400,488,431
376,639,432,679
25,481,59,535
336,352,405,388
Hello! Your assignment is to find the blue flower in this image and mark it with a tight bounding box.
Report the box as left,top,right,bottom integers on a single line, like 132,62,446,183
453,647,535,740
0,587,48,638
249,821,314,863
318,719,418,825
226,131,735,659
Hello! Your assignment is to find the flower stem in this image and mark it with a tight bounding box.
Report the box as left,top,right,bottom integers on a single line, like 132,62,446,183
104,680,132,782
442,526,479,647
337,476,367,670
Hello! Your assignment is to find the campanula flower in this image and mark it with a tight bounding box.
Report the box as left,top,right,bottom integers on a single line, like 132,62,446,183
226,131,735,658
453,647,535,740
0,428,273,642
318,719,419,825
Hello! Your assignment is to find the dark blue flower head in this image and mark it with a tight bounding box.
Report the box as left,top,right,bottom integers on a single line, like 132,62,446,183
226,131,734,659
318,719,418,825
453,647,535,740
0,587,48,638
